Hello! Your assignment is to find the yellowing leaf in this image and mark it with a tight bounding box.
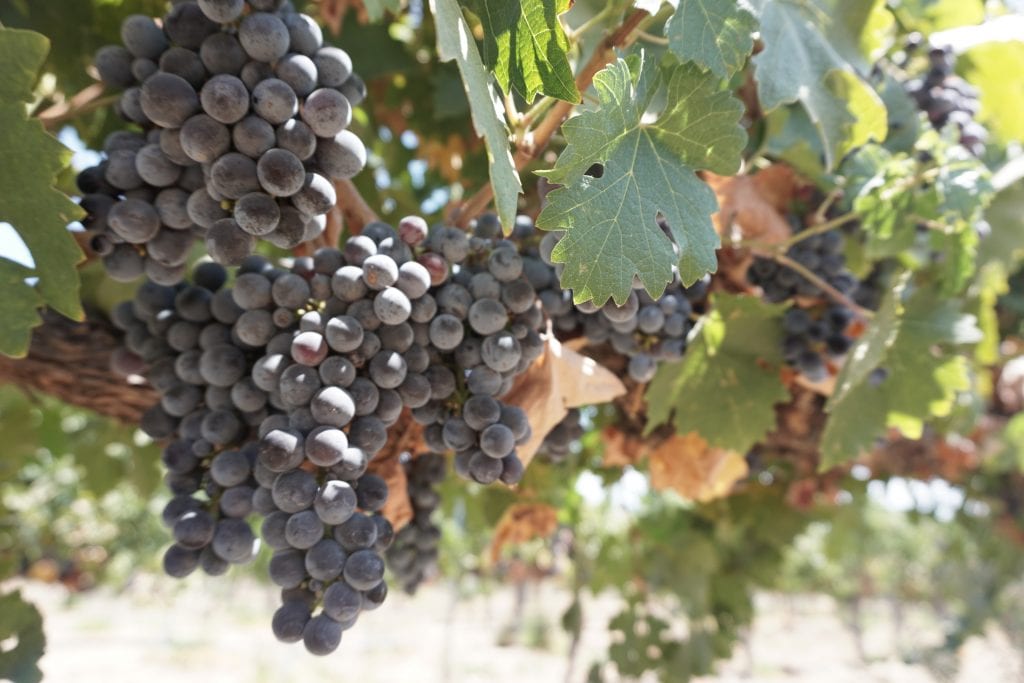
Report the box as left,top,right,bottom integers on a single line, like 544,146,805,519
648,432,748,502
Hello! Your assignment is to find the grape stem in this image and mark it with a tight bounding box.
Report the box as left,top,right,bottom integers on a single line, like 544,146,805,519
334,179,379,235
452,8,652,228
767,252,874,320
777,211,860,250
37,83,119,131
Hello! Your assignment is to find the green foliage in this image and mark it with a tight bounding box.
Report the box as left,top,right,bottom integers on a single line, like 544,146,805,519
433,0,522,232
363,0,404,22
0,590,45,683
0,27,84,357
958,41,1024,146
645,294,790,453
750,0,887,168
537,56,745,304
464,0,579,103
822,286,981,467
664,0,757,79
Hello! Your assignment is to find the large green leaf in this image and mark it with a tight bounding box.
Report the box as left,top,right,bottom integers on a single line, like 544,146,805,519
978,181,1024,276
664,0,757,78
750,0,887,168
0,28,85,357
0,590,45,683
821,287,981,468
958,41,1024,146
0,260,43,357
536,57,745,304
465,0,579,103
432,0,522,233
644,294,790,453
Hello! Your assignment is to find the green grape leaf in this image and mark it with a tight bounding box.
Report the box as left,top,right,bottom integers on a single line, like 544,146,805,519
0,28,85,343
645,294,790,454
892,0,985,34
363,0,404,21
536,57,746,304
465,0,579,103
0,590,45,683
821,287,981,469
0,260,43,358
432,0,522,233
978,181,1024,276
958,41,1024,145
750,0,887,169
664,0,758,78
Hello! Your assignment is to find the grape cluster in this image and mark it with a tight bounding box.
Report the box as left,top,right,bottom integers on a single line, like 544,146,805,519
411,216,545,486
903,38,988,155
746,230,857,303
84,0,368,280
386,453,445,594
537,409,584,464
111,261,274,577
780,305,853,382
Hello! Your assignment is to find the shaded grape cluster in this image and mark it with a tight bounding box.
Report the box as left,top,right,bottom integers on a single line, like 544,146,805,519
411,216,545,486
112,260,275,577
84,0,368,279
903,38,988,155
531,227,708,382
386,453,445,594
537,409,584,464
746,230,857,303
780,305,853,382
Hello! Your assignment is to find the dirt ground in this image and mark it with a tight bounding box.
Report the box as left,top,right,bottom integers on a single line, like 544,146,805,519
10,576,1023,683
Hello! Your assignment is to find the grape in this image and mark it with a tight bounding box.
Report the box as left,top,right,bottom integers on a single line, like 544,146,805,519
206,218,256,265
164,2,218,49
285,509,324,549
173,509,215,549
301,88,351,137
272,53,317,97
187,188,229,228
276,118,315,160
310,387,356,428
257,148,306,197
628,354,657,383
368,350,407,389
343,549,385,591
108,199,161,243
481,331,520,373
163,544,201,578
198,0,245,24
121,14,168,59
134,143,181,187
234,309,275,346
322,582,362,623
291,331,328,366
480,423,515,458
269,549,307,588
251,78,299,124
220,486,255,518
348,416,388,455
239,12,291,63
372,287,412,326
291,173,336,216
200,74,250,123
234,192,281,236
488,246,523,282
468,298,509,336
140,73,200,128
279,364,321,406
260,428,306,472
428,314,464,351
468,451,502,484
314,130,366,179
212,518,256,563
303,615,342,656
272,469,319,513
273,273,312,308
271,600,312,644
95,45,135,88
354,474,388,512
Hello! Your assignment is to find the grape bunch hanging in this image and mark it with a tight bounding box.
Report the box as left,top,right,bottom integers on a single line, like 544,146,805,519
83,0,368,283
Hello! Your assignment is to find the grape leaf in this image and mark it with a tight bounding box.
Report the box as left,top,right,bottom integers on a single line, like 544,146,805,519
363,0,404,21
644,294,790,454
432,0,522,233
536,57,746,304
0,260,43,358
0,590,45,683
0,28,85,350
821,287,981,469
958,41,1024,145
978,181,1024,276
664,0,758,78
750,0,887,169
464,0,579,103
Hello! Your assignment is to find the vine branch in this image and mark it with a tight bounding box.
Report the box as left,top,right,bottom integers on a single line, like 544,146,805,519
452,8,650,227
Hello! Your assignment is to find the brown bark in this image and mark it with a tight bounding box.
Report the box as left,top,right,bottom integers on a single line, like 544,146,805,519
0,311,155,424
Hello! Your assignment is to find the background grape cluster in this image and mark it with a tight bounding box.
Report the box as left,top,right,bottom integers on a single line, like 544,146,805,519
386,453,445,594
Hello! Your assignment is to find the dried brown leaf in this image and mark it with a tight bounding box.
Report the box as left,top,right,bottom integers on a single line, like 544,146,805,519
489,503,559,564
504,335,627,470
601,426,647,467
708,166,798,245
648,432,748,502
